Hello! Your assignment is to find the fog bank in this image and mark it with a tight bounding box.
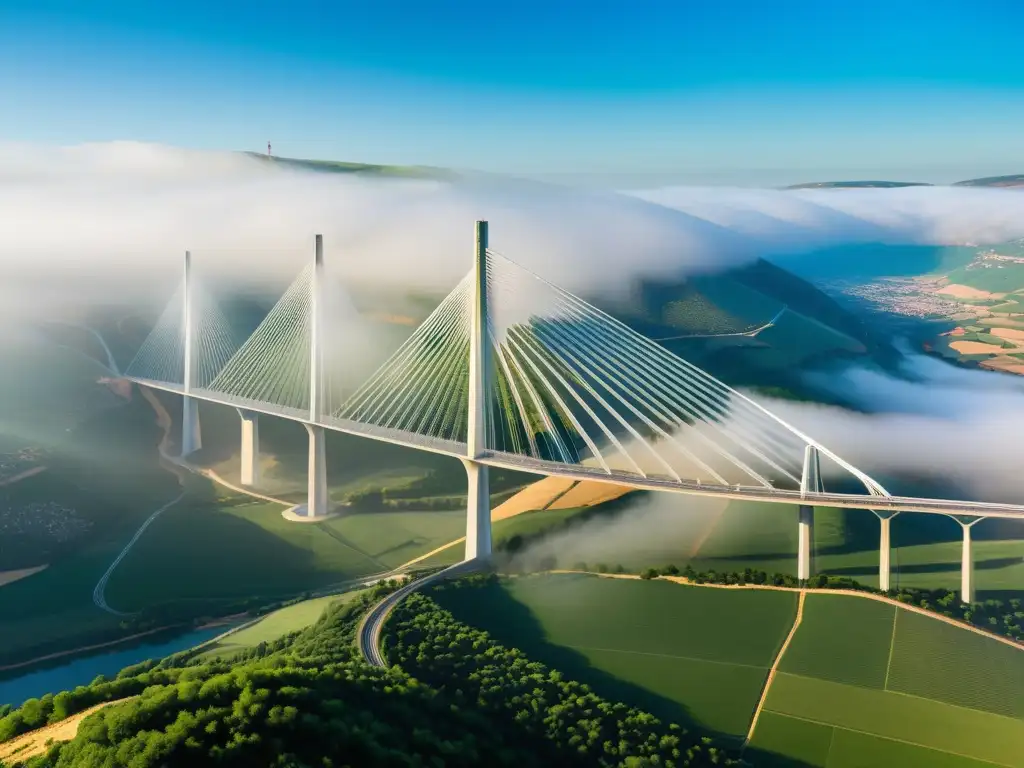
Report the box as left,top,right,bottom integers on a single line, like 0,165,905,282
4,142,1024,321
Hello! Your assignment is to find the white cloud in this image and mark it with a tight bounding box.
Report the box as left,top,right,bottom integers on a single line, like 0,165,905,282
4,141,1024,321
755,353,1024,504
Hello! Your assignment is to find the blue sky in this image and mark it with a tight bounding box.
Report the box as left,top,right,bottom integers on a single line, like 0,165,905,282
1,0,1023,183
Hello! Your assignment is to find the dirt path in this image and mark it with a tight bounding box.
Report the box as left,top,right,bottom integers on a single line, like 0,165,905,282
0,565,48,588
0,697,135,764
745,590,805,745
0,466,47,488
198,468,293,506
138,387,175,459
91,386,189,616
92,492,185,615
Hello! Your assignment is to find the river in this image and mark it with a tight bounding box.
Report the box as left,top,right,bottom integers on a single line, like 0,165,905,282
0,625,232,708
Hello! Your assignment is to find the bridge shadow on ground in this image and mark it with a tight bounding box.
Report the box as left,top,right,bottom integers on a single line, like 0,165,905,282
430,580,817,767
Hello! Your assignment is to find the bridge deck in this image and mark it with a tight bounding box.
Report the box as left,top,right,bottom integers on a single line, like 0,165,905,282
127,377,1024,521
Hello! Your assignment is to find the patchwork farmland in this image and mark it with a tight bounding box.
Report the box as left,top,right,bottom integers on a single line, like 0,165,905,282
752,592,1024,767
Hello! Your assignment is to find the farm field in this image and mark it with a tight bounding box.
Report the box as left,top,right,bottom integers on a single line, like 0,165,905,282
752,592,1024,767
105,499,465,611
429,572,798,740
194,589,365,661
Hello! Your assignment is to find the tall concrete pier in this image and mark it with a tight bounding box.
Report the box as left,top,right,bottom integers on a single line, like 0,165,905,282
181,250,202,457
237,409,260,487
957,516,981,604
305,234,329,519
876,512,898,592
797,445,821,583
464,220,492,561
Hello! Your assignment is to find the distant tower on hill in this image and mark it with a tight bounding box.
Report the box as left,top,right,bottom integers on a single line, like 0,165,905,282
267,141,272,157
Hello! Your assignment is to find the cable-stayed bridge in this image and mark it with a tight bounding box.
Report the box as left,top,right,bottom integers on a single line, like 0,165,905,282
122,222,1024,604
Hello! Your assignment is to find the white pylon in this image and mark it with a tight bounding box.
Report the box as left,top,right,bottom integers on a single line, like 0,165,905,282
464,220,492,561
305,234,328,518
797,445,820,583
181,250,202,456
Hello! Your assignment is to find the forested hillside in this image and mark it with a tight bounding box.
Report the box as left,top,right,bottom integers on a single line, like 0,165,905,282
0,579,738,768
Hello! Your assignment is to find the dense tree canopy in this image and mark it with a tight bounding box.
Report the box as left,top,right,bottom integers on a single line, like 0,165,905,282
384,576,738,767
1,579,740,768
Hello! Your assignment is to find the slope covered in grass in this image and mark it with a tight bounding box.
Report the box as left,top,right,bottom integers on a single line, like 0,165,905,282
427,572,798,740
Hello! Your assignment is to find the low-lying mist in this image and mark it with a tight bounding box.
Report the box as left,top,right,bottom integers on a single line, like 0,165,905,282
757,350,1024,504
3,141,1024,321
4,141,1024,515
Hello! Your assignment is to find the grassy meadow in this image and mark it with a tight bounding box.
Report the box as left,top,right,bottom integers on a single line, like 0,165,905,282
194,589,366,662
104,498,466,611
429,572,798,741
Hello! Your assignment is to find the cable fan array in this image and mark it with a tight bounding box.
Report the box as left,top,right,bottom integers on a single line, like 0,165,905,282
122,244,887,498
331,274,472,453
124,281,238,389
483,250,887,496
205,265,316,418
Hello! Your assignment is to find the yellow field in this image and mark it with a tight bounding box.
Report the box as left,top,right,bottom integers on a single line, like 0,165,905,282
989,326,1024,341
491,476,576,520
0,698,135,764
949,340,1004,354
0,565,48,589
936,284,1002,299
547,480,633,510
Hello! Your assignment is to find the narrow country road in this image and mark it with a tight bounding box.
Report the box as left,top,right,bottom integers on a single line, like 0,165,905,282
92,492,185,615
358,561,479,667
745,589,806,745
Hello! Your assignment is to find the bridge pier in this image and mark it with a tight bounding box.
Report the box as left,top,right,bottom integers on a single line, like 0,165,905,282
463,460,491,561
236,409,259,487
955,516,982,605
181,396,202,457
875,512,898,592
180,249,201,458
797,505,814,583
797,445,821,584
302,424,329,519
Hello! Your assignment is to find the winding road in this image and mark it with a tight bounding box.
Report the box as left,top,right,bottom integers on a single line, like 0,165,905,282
357,561,480,667
92,492,185,615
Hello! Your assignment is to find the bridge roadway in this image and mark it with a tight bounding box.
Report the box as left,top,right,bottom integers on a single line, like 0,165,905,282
128,377,1024,522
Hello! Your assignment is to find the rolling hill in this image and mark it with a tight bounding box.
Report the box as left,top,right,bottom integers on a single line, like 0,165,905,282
785,181,932,190
421,573,1024,767
785,174,1024,190
954,173,1024,188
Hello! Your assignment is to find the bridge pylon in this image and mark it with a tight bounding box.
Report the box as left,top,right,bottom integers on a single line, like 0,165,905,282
181,250,202,456
464,220,492,561
797,445,821,583
304,234,329,518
